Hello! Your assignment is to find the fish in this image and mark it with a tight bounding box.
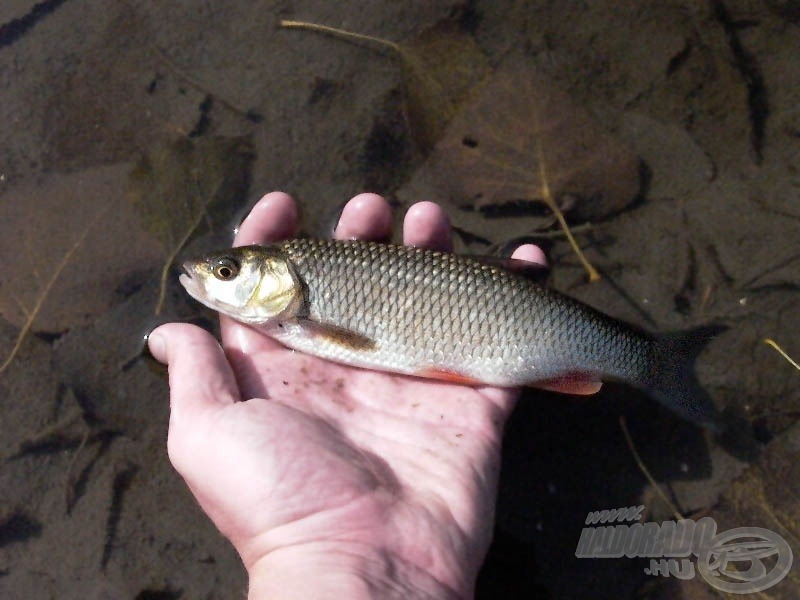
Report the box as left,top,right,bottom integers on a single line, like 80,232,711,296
180,238,724,427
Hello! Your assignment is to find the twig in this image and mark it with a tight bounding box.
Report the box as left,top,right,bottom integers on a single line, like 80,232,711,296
64,426,91,513
533,222,593,239
154,176,223,315
532,108,600,282
619,416,684,522
280,19,401,54
764,338,800,371
0,201,110,375
153,46,258,121
13,409,83,454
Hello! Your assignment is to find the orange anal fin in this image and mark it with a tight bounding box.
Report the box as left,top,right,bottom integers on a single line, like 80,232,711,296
535,375,603,396
418,367,483,386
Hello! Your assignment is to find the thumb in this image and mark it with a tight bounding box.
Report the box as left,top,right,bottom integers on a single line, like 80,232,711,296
148,323,241,423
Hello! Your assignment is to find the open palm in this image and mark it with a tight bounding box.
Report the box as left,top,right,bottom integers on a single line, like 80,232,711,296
150,192,579,598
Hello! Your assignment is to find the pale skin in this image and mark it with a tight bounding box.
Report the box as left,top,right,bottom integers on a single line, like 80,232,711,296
148,192,601,599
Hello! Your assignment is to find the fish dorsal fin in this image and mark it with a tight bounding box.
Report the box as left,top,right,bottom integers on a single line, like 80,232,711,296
471,255,550,283
296,318,377,351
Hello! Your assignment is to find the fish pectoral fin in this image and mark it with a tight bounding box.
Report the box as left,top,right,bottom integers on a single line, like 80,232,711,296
296,319,377,351
534,374,603,396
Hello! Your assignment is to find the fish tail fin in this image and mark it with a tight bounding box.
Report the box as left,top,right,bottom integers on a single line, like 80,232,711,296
648,324,727,431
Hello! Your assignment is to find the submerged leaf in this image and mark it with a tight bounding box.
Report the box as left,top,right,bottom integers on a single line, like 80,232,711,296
127,135,254,314
424,57,642,219
280,18,491,151
0,165,163,373
398,20,491,152
400,56,644,279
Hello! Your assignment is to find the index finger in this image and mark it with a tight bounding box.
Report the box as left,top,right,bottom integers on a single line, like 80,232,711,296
234,192,298,246
148,323,241,418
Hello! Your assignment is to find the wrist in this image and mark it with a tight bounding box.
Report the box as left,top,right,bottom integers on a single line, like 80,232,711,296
246,542,466,599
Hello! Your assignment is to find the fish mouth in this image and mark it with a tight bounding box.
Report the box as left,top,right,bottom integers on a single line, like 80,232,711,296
179,262,203,300
181,260,196,276
178,261,239,315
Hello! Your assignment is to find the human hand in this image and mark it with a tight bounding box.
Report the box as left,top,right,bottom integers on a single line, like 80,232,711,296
148,192,599,599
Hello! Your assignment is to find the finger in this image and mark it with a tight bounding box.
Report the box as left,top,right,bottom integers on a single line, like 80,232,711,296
510,243,548,268
148,323,241,420
234,191,298,246
334,193,393,241
403,201,452,251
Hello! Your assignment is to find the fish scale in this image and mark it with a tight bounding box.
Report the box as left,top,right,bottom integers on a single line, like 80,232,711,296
181,238,723,426
275,239,651,385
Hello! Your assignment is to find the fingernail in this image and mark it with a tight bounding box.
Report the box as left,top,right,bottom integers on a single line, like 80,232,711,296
146,330,166,360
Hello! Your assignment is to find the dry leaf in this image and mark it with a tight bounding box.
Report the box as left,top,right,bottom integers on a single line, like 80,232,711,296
127,135,254,313
0,165,162,344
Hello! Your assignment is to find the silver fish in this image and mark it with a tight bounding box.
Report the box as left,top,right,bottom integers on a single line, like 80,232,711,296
180,239,723,426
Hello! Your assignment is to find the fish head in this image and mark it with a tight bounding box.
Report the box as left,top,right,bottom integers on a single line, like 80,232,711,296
179,245,302,324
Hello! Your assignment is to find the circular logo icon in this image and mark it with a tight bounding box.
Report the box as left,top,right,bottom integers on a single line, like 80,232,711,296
697,527,793,593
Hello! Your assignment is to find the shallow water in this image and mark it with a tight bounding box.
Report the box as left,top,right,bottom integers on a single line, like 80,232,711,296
1,2,799,598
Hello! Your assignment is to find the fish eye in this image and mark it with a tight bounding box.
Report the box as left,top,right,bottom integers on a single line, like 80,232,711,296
213,257,240,281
